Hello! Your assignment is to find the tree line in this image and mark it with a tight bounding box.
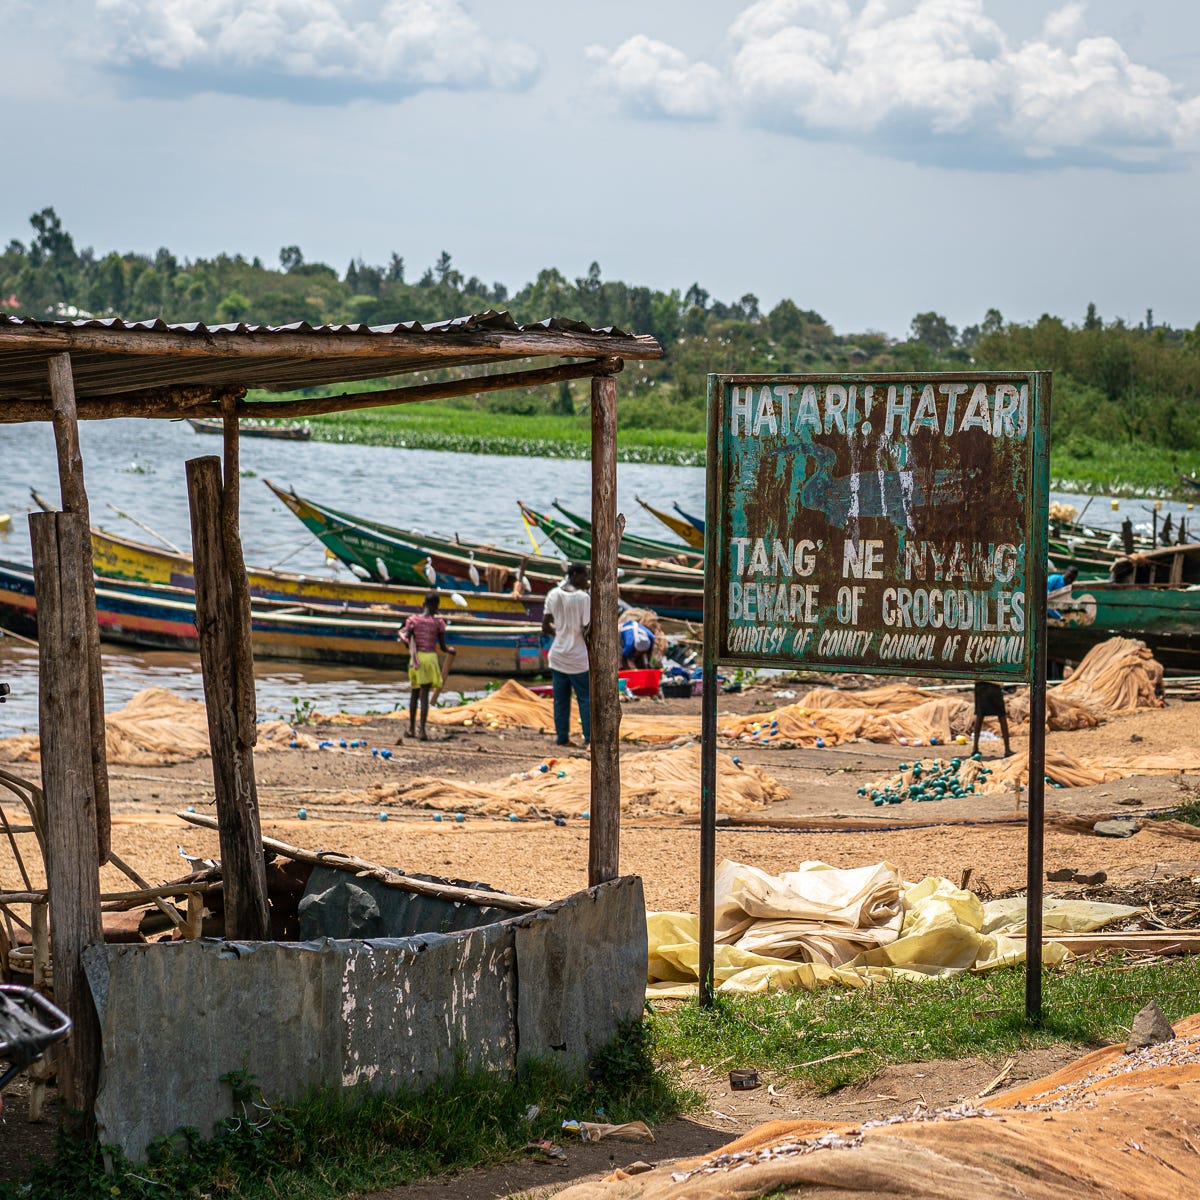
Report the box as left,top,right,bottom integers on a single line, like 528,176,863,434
3,207,1199,451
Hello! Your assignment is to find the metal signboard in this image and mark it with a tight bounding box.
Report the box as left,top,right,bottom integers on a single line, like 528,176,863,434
698,372,1051,1017
706,373,1049,681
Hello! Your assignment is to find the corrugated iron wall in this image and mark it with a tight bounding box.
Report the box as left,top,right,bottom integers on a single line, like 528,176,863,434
84,876,646,1161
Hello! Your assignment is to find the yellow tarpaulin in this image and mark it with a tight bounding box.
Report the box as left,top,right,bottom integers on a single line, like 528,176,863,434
648,859,1142,997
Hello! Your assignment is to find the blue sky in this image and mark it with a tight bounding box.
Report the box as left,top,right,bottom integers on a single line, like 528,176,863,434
4,1,1198,337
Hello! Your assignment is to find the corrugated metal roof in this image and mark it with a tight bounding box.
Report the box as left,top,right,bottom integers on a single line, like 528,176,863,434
0,309,638,339
0,310,661,407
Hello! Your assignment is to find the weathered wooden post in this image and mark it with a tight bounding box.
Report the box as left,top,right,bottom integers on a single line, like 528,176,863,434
186,454,270,940
588,365,622,884
29,511,103,1120
46,353,110,865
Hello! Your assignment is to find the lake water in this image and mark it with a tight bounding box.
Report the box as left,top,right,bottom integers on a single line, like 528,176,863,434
0,420,1188,735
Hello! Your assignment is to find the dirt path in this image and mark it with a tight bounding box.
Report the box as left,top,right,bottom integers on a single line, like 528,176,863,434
363,1044,1084,1200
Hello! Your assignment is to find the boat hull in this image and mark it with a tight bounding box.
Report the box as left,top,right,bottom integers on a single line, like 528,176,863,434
0,561,546,676
91,528,543,622
1050,583,1200,673
188,418,311,441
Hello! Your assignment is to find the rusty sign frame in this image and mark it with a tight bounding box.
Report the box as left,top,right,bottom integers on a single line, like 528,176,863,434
698,371,1052,1017
705,372,1050,681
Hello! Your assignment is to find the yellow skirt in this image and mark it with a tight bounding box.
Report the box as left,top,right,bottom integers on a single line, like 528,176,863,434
408,650,443,689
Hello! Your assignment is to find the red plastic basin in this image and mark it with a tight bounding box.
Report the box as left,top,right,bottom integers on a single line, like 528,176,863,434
619,668,662,697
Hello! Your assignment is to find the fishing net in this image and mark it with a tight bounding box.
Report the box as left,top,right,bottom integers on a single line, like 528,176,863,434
556,1017,1200,1199
320,744,786,819
0,688,315,766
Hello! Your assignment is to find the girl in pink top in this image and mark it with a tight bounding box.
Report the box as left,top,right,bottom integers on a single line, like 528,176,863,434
401,592,453,739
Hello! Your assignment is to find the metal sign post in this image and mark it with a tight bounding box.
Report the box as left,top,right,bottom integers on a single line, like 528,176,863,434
700,372,1050,1016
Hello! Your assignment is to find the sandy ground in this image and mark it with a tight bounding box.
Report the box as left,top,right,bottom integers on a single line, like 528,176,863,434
4,685,1199,908
3,683,1199,1195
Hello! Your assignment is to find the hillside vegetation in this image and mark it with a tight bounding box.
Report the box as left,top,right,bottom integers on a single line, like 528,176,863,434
4,207,1199,487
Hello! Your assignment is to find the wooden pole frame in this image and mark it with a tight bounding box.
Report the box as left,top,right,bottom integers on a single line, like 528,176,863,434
28,511,103,1121
186,455,270,941
47,353,111,864
587,369,621,885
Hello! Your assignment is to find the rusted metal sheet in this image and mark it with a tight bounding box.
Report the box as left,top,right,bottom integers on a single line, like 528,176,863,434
515,876,646,1070
84,876,646,1161
707,373,1050,681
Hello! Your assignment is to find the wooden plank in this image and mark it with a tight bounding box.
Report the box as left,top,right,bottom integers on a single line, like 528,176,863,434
47,353,110,865
0,882,220,905
0,358,626,423
186,456,270,941
221,398,257,747
1016,931,1200,956
588,370,621,885
27,900,51,1121
0,323,662,364
28,511,103,1121
175,810,550,912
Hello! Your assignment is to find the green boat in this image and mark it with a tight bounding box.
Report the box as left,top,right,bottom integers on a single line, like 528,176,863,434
266,482,707,619
550,500,703,566
1050,580,1200,672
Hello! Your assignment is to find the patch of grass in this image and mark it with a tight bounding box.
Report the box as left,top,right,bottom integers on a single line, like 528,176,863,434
653,957,1200,1093
9,1021,693,1200
1153,795,1200,826
307,403,707,465
1052,439,1200,498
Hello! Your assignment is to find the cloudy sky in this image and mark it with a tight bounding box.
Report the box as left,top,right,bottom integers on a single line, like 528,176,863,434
4,1,1198,337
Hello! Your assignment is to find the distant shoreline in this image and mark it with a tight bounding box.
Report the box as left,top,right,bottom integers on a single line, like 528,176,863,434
307,406,1200,500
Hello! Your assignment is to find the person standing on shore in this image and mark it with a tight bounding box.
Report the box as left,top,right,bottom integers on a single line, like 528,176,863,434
542,562,591,747
971,681,1012,758
401,591,453,741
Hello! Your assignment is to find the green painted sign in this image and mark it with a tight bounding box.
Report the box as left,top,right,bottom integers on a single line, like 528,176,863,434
706,372,1050,681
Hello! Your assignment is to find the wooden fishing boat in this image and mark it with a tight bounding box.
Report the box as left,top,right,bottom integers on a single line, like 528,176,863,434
1050,580,1200,673
673,502,705,536
634,497,704,549
266,483,706,619
187,417,312,441
1106,543,1200,586
89,525,543,622
549,500,703,566
1178,473,1200,494
0,559,546,675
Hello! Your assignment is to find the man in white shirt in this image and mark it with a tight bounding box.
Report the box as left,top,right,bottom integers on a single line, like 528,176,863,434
542,562,591,746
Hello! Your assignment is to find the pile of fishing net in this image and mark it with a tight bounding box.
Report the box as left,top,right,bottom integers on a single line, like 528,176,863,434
556,1014,1200,1199
726,638,1163,750
322,744,787,819
1008,636,1164,725
721,691,969,749
313,637,1164,752
865,743,1200,802
0,688,314,766
648,858,1142,998
417,680,706,744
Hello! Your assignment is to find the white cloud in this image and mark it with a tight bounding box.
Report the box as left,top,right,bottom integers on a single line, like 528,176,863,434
587,0,1200,170
92,0,539,101
585,35,723,120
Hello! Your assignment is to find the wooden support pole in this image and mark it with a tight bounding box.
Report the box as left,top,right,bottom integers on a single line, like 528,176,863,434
28,512,103,1122
588,371,621,885
47,353,110,865
221,398,258,750
186,456,270,941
